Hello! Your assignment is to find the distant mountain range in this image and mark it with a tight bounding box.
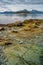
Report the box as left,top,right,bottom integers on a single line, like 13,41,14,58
0,9,43,14
30,10,43,14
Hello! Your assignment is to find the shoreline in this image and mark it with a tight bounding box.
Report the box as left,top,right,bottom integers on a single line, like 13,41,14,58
0,18,43,65
0,19,43,27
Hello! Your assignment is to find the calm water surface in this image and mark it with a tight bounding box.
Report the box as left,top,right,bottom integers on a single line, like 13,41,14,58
0,14,43,24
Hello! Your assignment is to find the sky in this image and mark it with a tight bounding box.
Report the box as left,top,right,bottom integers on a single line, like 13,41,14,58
0,0,43,12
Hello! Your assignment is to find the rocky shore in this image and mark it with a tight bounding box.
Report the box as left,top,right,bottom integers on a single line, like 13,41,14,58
0,19,43,65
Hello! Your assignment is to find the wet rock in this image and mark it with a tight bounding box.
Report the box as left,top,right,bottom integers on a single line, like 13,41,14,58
0,27,5,31
16,23,24,27
33,25,38,28
5,42,12,46
12,30,18,33
19,40,23,44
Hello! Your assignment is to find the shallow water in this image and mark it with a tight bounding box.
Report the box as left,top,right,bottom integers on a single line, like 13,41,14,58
0,14,43,24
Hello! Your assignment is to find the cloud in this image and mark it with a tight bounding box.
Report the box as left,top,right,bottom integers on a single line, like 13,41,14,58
0,0,43,5
0,0,43,12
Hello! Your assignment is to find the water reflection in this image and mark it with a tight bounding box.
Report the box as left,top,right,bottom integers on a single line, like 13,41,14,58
0,13,43,24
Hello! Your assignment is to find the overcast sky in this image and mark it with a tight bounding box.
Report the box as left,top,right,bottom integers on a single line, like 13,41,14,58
0,0,43,11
